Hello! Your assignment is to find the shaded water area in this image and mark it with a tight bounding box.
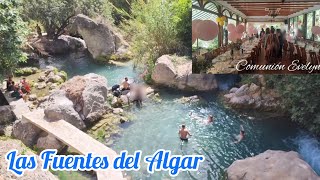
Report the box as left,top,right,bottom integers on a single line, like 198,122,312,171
41,54,320,179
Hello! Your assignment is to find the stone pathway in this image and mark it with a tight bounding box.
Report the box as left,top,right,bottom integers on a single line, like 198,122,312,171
22,109,125,180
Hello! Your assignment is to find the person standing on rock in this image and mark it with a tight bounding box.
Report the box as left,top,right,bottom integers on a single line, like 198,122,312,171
133,85,144,108
179,124,192,141
36,24,42,38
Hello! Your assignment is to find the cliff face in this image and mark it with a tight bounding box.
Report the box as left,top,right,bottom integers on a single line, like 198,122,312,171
227,150,320,180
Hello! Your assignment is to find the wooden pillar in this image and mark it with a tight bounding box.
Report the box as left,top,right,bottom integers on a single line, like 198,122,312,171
303,14,307,39
218,24,222,47
312,11,315,41
217,5,223,47
236,15,239,25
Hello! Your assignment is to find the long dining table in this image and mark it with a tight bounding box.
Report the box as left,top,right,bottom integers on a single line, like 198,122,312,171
207,38,260,74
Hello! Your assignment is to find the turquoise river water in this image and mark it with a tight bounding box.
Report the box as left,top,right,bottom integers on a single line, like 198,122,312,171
41,54,320,180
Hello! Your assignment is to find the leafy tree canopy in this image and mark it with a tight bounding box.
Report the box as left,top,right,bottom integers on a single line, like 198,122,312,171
247,75,320,135
0,0,27,77
21,0,112,39
123,0,191,68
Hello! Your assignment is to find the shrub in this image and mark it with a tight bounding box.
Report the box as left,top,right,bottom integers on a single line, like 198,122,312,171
122,0,191,69
243,75,320,135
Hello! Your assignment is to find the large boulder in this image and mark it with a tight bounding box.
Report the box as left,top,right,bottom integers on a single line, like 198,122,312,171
0,105,15,125
58,35,86,51
12,119,42,147
0,138,58,180
0,105,16,136
227,150,320,180
224,83,282,111
41,73,108,129
31,35,86,55
60,73,108,123
69,14,129,60
36,132,65,151
44,90,86,129
152,55,217,91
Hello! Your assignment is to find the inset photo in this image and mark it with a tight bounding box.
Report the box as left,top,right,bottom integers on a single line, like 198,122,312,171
192,0,320,74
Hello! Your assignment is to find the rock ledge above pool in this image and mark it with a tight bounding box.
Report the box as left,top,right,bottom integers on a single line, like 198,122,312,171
151,55,218,91
227,150,320,180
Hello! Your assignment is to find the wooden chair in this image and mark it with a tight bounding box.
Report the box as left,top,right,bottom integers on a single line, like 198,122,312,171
288,43,295,62
283,41,288,58
300,47,307,65
294,45,302,63
251,50,258,65
310,51,318,65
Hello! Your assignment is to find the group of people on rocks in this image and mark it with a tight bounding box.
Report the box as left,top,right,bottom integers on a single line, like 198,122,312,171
5,76,31,101
259,26,285,63
111,77,144,108
179,114,245,143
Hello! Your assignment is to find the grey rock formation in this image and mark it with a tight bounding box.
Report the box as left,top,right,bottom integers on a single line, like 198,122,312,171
44,90,86,129
227,150,320,180
12,119,42,147
152,55,217,91
69,14,129,60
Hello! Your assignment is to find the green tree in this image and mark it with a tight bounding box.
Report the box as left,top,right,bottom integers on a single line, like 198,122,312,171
21,0,112,39
0,0,27,77
109,0,132,25
123,0,191,68
173,0,192,51
261,75,320,135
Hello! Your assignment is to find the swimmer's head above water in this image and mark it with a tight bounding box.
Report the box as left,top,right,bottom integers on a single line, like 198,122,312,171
240,130,245,135
208,115,213,123
181,124,186,129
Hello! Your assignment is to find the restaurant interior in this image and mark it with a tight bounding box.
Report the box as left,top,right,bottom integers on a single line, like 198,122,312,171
192,0,320,74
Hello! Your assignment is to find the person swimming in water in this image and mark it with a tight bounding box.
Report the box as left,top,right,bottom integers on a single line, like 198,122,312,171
179,124,192,141
234,125,245,143
206,115,214,124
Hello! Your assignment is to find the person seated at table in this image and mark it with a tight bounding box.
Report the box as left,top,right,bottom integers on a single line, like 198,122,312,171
6,75,15,92
121,77,130,91
20,77,31,94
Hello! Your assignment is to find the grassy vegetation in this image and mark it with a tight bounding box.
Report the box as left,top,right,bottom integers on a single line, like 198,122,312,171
240,75,320,136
